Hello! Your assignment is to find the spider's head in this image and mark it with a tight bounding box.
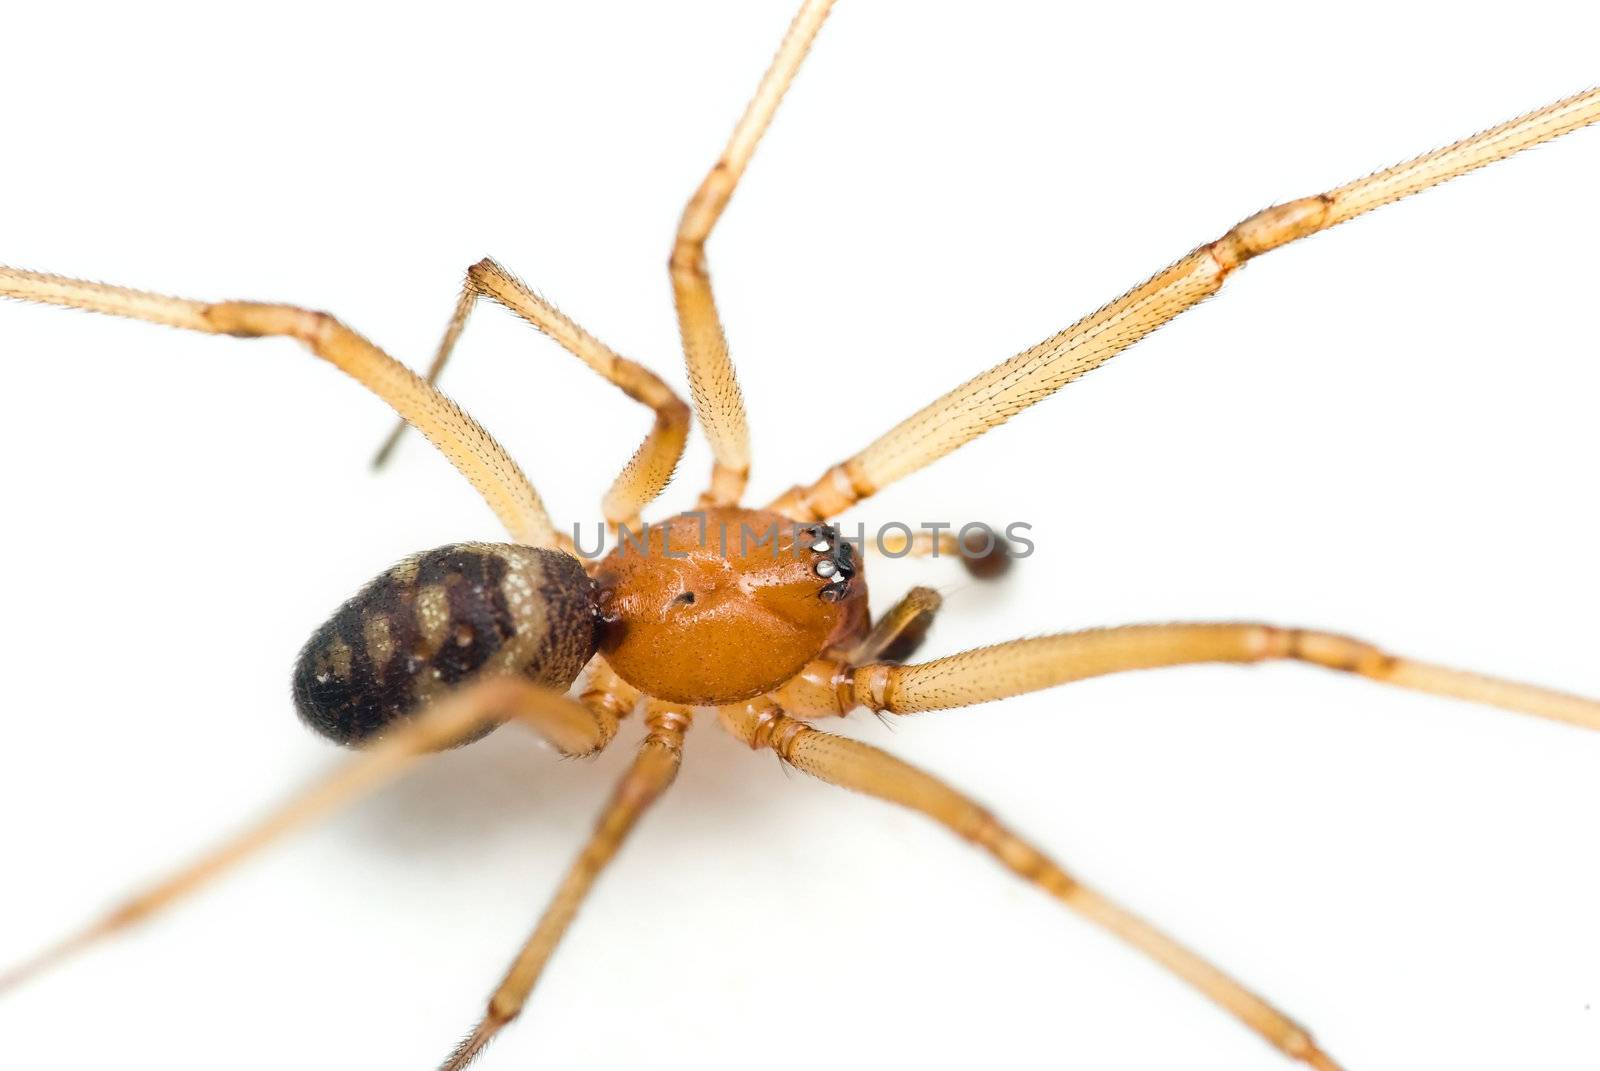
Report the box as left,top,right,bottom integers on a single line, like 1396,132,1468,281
594,509,867,705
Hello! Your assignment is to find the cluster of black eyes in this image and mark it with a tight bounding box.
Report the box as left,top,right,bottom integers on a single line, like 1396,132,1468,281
801,524,856,603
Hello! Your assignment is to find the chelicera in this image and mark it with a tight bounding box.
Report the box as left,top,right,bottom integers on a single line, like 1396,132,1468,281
4,3,1600,1068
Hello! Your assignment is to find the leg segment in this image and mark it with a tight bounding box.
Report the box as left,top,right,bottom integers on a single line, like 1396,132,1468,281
769,86,1600,520
0,676,616,995
840,623,1600,731
773,586,945,718
719,700,1342,1070
672,0,837,506
578,657,644,727
442,701,691,1071
374,259,690,530
0,267,557,547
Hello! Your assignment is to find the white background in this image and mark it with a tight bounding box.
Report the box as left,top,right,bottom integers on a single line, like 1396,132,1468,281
2,3,1598,1069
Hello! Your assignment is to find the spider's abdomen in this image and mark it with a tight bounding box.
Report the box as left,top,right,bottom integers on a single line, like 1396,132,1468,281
293,544,600,746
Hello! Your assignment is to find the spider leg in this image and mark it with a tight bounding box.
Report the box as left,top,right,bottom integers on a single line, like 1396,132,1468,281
441,702,690,1071
672,0,836,506
768,86,1600,521
836,622,1600,732
579,657,645,726
373,258,689,531
0,268,558,547
719,699,1343,1070
772,588,945,718
0,677,616,996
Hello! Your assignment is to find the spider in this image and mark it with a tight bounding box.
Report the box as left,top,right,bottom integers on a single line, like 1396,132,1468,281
3,2,1599,1067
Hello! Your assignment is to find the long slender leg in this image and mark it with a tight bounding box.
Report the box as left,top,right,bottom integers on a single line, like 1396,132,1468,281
442,701,691,1071
769,86,1600,520
672,0,837,506
831,623,1600,731
719,700,1342,1070
0,268,557,547
374,259,690,530
0,676,616,995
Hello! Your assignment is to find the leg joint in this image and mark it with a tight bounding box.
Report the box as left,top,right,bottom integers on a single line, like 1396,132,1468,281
669,237,707,278
1207,194,1335,272
466,256,505,293
202,301,337,346
644,703,694,739
1283,628,1396,678
851,663,895,713
748,706,809,761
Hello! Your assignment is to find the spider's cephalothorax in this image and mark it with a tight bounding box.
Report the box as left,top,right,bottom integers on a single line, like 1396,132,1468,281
292,543,600,745
595,507,868,705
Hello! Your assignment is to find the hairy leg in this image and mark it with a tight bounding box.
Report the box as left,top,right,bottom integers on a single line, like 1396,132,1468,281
0,267,557,546
771,586,944,718
801,622,1600,731
672,0,837,505
769,86,1600,520
374,258,689,530
720,700,1341,1070
442,701,691,1071
0,676,616,994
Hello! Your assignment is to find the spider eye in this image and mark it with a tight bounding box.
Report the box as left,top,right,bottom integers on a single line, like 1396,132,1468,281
803,522,855,600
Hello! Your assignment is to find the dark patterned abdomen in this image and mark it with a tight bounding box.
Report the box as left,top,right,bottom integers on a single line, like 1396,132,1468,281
292,544,600,746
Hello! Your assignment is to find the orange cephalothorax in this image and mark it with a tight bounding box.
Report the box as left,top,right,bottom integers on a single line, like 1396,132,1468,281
594,508,867,704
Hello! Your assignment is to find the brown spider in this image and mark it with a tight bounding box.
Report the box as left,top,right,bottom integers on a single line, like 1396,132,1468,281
2,2,1599,1067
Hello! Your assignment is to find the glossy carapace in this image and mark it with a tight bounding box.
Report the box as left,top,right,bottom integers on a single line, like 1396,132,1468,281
595,508,867,704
